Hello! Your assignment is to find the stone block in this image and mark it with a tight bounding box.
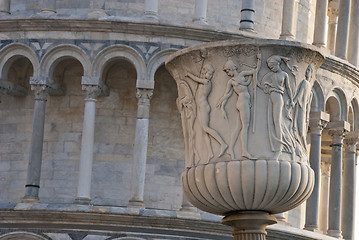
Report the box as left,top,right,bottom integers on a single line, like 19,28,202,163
64,141,81,153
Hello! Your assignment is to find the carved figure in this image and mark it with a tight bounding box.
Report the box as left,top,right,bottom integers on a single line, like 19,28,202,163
177,81,198,167
186,64,228,161
293,64,315,154
217,54,261,159
260,55,295,159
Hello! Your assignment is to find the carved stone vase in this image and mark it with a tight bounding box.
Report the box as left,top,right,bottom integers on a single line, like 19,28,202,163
165,39,325,240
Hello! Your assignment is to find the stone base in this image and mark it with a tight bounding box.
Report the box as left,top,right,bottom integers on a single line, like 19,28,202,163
304,225,322,233
327,229,342,238
222,211,277,240
20,196,39,204
74,197,91,205
127,199,145,208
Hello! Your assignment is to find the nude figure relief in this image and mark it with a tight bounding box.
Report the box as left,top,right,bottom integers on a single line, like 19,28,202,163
217,53,261,159
186,64,228,163
177,80,199,168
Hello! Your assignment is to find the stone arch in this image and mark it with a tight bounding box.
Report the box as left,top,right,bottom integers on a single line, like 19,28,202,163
147,48,177,89
91,44,146,86
349,97,359,130
311,80,324,112
0,232,47,240
0,43,39,80
325,88,347,121
40,44,90,80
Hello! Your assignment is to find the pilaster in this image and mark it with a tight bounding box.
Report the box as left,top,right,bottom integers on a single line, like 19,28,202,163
41,0,56,14
304,111,329,232
128,88,153,208
279,0,298,40
327,121,350,238
335,0,351,59
312,0,329,47
75,84,101,204
341,131,359,240
239,0,255,31
0,0,10,15
193,0,208,25
23,84,48,202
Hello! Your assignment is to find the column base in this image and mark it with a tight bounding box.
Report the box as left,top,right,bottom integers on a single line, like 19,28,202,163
20,196,39,204
179,205,197,212
222,211,277,240
74,197,91,205
142,12,159,23
327,229,342,238
128,199,145,208
304,225,322,233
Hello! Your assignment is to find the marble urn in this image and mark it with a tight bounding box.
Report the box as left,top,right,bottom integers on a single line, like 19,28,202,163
165,39,325,239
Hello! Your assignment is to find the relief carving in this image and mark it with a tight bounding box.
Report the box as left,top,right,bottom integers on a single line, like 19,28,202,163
292,64,315,155
217,53,261,159
177,80,198,168
259,55,295,159
186,64,227,162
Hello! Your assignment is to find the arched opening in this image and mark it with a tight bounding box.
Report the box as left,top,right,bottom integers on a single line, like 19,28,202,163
40,57,84,204
325,96,341,122
146,64,184,210
0,56,34,204
91,58,137,206
351,98,359,131
348,106,354,131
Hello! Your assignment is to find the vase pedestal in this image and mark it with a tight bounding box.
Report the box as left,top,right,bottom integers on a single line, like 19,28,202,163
222,211,277,240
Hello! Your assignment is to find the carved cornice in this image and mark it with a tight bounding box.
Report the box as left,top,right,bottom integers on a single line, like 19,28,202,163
321,56,359,88
0,18,251,42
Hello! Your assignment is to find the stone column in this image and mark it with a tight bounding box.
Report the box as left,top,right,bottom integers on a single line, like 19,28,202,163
327,121,350,238
312,0,329,47
279,0,298,40
348,0,359,67
319,161,331,233
239,0,255,31
192,0,208,25
304,112,329,232
341,131,359,240
327,4,339,54
128,88,153,208
75,85,100,204
143,0,159,22
335,0,351,59
0,0,10,15
23,84,48,202
41,0,56,14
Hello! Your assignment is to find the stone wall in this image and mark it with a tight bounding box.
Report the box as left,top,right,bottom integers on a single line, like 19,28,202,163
4,0,318,44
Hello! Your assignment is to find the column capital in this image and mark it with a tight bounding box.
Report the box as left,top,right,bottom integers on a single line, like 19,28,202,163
309,111,330,135
136,88,153,119
327,121,350,144
82,85,100,101
31,84,48,101
344,131,359,152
